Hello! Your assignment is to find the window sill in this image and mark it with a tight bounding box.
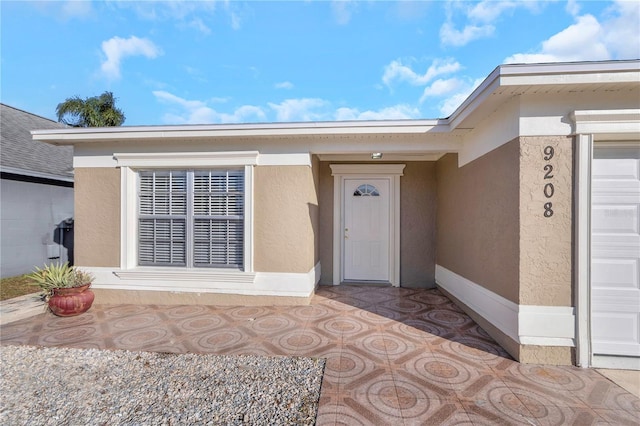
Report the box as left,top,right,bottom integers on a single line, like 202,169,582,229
114,267,255,284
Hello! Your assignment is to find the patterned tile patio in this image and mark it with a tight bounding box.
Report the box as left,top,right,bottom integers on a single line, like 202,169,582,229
1,285,638,425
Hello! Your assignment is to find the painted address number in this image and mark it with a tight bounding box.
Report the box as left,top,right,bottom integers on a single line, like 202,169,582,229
543,145,554,217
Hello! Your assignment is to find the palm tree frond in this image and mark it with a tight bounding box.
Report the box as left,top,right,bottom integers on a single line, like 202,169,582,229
56,91,125,127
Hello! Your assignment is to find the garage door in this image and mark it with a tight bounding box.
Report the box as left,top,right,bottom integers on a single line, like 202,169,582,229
591,145,640,357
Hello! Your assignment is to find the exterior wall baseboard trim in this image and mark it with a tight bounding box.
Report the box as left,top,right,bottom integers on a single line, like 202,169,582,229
89,262,320,298
435,265,575,347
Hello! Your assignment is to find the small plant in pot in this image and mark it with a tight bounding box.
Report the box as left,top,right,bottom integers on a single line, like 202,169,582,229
28,262,95,317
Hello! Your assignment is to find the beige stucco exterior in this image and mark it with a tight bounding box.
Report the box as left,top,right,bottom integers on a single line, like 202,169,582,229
74,168,121,267
435,137,575,365
436,143,521,304
436,136,573,307
518,136,573,306
318,161,437,287
400,162,437,287
253,164,319,274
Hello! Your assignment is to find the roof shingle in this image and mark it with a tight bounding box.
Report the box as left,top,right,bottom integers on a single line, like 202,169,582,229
0,104,73,180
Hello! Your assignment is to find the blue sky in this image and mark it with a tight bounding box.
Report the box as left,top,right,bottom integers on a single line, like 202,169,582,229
1,1,638,126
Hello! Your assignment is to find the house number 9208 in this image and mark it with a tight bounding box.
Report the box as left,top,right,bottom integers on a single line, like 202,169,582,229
543,145,554,217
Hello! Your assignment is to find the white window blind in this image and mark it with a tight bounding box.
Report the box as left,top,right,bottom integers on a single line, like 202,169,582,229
193,170,244,268
138,170,243,268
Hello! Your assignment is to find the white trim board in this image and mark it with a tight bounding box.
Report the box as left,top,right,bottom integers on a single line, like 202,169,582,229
77,152,314,168
89,262,320,298
435,265,575,347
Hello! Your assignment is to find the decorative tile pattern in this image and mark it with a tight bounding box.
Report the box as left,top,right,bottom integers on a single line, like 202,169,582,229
1,286,638,425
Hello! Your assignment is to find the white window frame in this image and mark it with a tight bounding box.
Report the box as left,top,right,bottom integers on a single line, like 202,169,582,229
116,152,257,276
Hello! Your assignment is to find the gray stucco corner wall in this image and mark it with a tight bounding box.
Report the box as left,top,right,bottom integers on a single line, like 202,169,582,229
74,168,121,267
436,142,520,304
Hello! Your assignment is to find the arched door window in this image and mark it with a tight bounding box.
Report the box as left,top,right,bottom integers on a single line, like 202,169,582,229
353,184,380,196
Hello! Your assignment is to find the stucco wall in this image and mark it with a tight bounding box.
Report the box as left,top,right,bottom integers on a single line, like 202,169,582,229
436,142,521,304
74,168,120,267
318,162,334,284
519,136,573,306
318,161,437,287
400,162,437,287
0,178,74,277
253,165,318,274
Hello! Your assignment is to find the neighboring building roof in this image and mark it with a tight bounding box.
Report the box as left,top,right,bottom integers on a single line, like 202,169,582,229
1,104,73,181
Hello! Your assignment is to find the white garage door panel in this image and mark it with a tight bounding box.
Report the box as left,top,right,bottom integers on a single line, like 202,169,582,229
592,288,640,309
592,312,639,339
592,259,639,288
593,342,640,357
592,158,639,179
592,205,639,233
591,146,640,359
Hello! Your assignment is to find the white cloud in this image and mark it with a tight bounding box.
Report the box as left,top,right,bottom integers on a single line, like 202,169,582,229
61,1,93,19
466,1,521,22
383,58,461,87
505,0,638,64
439,22,494,47
440,0,546,47
565,0,581,17
100,36,161,80
275,81,294,90
110,0,216,21
602,0,640,59
268,98,329,122
230,12,242,30
153,90,266,124
335,105,420,121
332,0,357,25
419,78,463,103
505,14,609,63
109,0,237,34
187,18,211,35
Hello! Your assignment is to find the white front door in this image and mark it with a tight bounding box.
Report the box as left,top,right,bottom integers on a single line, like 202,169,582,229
591,146,640,358
343,179,390,281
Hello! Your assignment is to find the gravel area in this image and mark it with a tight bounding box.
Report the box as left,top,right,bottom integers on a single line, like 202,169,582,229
0,345,325,425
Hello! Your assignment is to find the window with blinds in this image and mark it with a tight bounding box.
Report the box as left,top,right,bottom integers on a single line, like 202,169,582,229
138,170,244,268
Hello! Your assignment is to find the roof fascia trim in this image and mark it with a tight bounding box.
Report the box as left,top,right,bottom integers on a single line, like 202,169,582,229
32,120,447,144
0,166,74,182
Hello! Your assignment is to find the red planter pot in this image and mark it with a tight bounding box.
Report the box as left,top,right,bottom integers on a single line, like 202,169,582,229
48,284,95,317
